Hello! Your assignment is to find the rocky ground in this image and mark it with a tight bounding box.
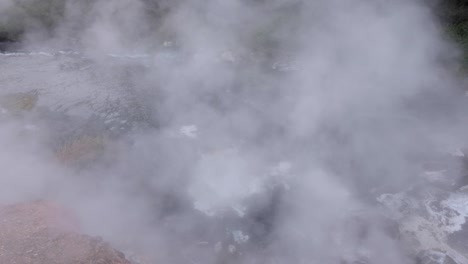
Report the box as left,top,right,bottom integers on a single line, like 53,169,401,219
1,47,468,264
0,49,162,264
0,200,131,264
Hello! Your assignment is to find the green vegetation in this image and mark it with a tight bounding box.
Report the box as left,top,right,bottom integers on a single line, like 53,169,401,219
0,0,167,43
447,22,468,67
439,0,468,68
0,0,65,41
0,0,467,68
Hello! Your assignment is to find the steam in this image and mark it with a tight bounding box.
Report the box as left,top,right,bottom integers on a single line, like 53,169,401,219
0,0,466,263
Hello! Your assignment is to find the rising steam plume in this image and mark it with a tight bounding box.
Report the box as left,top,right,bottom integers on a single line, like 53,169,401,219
0,0,467,263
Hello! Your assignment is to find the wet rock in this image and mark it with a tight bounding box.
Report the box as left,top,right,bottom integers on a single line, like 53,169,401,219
59,58,94,71
0,200,130,264
378,186,468,264
55,134,108,167
416,250,457,264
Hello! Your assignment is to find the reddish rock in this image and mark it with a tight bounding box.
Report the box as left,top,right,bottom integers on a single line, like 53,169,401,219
0,200,131,264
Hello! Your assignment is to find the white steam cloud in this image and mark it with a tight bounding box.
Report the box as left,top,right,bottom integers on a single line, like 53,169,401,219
0,0,466,263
